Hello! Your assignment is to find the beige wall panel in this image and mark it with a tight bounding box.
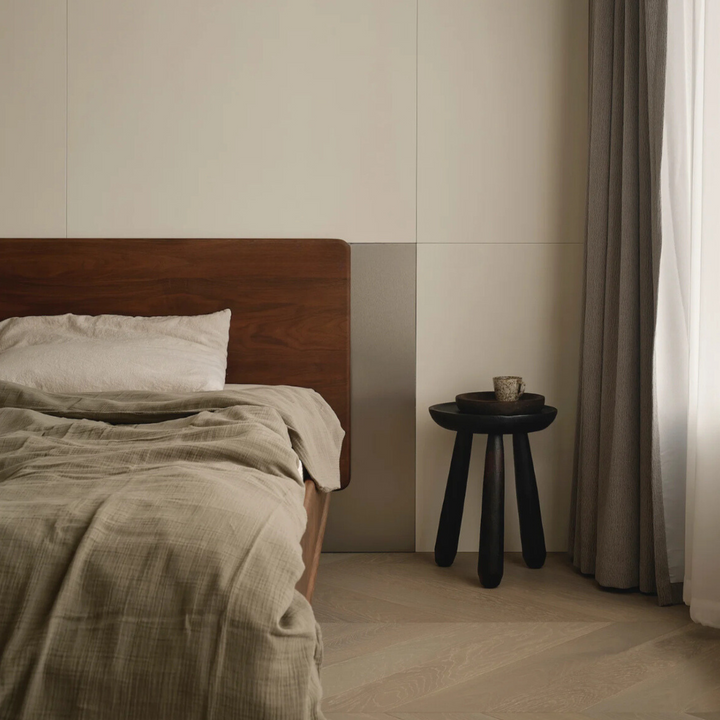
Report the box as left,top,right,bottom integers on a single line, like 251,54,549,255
417,0,588,244
0,0,66,236
416,243,584,552
67,0,416,242
325,244,416,551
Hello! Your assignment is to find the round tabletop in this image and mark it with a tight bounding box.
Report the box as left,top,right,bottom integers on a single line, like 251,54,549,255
429,402,557,435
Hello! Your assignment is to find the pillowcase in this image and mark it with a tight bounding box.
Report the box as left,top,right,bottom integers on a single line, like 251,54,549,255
0,310,231,393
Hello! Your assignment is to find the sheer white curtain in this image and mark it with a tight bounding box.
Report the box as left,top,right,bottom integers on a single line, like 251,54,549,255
658,0,720,628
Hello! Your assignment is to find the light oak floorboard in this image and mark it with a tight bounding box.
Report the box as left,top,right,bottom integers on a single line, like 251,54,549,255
318,553,691,623
373,620,691,713
689,688,720,713
321,623,432,666
322,622,603,712
584,630,720,715
325,712,705,719
493,714,702,720
321,553,361,567
393,714,699,720
322,622,605,706
391,713,500,720
314,582,453,623
317,553,720,717
323,714,400,720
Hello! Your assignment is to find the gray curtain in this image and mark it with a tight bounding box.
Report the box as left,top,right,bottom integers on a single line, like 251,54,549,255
569,0,679,605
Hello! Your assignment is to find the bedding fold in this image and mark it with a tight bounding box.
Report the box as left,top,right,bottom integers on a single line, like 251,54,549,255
0,381,342,719
0,380,344,491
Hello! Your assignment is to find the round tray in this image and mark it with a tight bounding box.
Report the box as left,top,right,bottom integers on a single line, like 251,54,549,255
455,391,545,416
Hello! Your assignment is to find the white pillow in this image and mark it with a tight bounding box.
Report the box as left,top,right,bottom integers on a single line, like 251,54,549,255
0,310,231,393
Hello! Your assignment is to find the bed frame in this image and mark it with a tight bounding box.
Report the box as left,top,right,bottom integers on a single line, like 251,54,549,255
0,238,351,601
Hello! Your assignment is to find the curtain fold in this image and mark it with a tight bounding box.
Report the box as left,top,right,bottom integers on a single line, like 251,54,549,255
570,0,675,603
656,0,701,603
677,0,720,629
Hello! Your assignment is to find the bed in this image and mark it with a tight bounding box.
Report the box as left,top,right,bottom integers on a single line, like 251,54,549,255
0,238,350,719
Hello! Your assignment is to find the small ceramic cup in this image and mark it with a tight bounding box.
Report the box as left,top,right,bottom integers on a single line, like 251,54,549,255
493,376,525,402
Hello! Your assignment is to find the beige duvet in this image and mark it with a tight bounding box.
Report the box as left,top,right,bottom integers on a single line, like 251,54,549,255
0,381,343,720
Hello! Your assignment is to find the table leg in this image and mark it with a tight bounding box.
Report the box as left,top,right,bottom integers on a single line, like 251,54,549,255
478,433,505,588
434,432,473,568
512,432,547,569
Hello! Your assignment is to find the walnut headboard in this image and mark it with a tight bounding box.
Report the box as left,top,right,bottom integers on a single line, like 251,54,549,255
0,238,351,488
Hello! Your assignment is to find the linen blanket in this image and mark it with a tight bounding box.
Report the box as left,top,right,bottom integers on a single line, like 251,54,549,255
0,381,344,720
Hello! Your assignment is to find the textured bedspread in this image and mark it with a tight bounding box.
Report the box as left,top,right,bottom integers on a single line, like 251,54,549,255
0,381,344,720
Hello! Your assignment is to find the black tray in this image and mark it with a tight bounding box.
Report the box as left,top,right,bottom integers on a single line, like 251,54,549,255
455,391,545,416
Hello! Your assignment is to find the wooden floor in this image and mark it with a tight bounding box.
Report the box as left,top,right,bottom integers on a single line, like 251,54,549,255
314,552,720,720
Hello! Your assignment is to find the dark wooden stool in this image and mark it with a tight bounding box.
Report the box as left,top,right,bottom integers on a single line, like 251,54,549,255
429,403,557,588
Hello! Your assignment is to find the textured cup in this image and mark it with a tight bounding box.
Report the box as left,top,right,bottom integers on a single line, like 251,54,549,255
493,376,525,402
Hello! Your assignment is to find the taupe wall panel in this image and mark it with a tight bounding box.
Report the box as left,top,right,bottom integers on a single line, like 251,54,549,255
324,244,416,551
0,0,66,237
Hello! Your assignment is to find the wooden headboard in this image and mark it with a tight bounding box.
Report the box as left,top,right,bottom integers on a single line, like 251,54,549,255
0,238,351,489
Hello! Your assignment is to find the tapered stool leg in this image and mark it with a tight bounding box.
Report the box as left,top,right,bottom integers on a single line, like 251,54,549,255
434,432,473,567
478,433,504,588
512,432,546,569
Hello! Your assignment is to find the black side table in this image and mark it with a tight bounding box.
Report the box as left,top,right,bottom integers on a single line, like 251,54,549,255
429,403,557,588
